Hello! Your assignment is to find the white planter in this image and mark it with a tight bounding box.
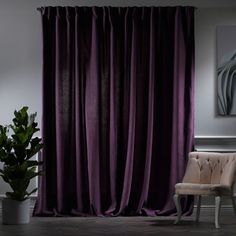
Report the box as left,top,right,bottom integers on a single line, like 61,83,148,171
2,198,30,225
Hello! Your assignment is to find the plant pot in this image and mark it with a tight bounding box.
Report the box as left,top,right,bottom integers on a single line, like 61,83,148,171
2,198,30,225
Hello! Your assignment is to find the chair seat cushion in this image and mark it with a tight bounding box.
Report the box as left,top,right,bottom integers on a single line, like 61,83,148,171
175,183,232,196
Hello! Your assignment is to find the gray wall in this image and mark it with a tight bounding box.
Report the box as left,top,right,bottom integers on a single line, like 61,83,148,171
1,0,236,197
195,8,236,136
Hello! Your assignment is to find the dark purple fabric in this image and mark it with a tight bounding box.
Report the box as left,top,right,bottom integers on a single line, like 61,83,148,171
34,6,195,216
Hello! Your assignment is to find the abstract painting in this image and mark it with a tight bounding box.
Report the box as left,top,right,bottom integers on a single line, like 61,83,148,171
217,25,236,115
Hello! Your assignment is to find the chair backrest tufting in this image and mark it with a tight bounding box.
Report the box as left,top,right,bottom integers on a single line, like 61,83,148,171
182,152,236,186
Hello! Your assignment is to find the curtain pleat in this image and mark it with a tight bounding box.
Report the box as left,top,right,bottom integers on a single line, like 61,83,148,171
34,6,195,216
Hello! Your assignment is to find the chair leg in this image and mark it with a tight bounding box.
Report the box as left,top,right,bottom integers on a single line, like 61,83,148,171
174,194,182,224
215,196,221,229
195,195,201,222
231,195,236,216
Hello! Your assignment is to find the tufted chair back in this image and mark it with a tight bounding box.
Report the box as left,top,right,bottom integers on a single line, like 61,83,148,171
174,152,236,228
182,152,236,187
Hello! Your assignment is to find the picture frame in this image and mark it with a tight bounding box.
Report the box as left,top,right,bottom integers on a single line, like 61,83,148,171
217,25,236,115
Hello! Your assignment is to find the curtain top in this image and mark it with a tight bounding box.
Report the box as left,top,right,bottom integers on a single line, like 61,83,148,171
38,6,195,17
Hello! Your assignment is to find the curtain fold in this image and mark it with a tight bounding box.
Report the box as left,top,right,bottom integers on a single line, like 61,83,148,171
34,6,195,216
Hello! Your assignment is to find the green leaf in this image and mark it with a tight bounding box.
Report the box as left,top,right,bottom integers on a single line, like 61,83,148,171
6,191,28,201
25,168,41,180
26,188,37,196
0,106,43,200
9,178,30,193
26,160,43,167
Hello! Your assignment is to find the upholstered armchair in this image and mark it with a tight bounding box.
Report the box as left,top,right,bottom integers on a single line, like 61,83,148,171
174,152,236,228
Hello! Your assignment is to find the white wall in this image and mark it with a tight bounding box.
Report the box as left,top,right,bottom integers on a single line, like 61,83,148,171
1,0,236,197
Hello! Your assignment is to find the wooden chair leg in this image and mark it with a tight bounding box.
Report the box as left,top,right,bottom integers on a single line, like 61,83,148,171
195,195,201,222
231,195,236,216
174,194,182,224
215,196,221,229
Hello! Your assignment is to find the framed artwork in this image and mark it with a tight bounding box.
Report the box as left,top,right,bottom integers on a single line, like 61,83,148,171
217,25,236,115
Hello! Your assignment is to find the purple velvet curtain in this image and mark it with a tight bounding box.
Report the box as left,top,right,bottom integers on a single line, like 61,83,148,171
34,6,195,216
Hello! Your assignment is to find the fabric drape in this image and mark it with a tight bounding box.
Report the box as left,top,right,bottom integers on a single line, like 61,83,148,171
34,6,195,216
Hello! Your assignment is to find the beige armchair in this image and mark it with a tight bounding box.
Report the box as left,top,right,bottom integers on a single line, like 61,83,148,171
174,152,236,228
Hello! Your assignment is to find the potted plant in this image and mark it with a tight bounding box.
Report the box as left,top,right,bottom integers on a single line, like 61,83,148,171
0,107,43,224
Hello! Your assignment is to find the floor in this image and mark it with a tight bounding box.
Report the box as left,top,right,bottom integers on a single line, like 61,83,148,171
0,209,236,236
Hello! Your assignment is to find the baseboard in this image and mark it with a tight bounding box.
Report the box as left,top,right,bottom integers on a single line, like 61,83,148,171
0,192,234,215
194,205,233,209
0,194,37,199
0,203,233,216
